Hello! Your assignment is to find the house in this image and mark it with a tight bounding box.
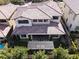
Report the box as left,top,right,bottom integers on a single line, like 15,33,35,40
11,1,65,49
63,0,79,33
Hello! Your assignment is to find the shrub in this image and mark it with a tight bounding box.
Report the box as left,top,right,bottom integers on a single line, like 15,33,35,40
10,0,24,5
32,50,48,59
52,47,69,59
0,46,29,59
0,0,10,5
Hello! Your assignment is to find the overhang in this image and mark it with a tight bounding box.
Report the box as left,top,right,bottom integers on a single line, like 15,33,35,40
28,41,54,50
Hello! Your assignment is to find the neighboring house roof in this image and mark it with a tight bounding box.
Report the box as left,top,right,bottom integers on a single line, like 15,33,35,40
0,3,19,19
0,12,6,19
11,1,62,19
64,0,79,14
0,24,11,37
44,1,62,14
28,41,54,50
12,22,65,35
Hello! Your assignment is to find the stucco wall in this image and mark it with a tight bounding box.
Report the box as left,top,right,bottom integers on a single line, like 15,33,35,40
63,3,79,31
70,15,79,31
63,4,70,21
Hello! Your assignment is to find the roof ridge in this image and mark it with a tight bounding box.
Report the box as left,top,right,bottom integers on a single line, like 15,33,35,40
0,10,7,19
36,7,51,19
44,3,62,15
55,26,65,34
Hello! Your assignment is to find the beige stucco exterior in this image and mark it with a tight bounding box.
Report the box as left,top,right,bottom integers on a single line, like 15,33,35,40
60,2,79,31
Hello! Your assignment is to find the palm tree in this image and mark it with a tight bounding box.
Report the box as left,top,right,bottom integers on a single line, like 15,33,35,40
0,9,14,48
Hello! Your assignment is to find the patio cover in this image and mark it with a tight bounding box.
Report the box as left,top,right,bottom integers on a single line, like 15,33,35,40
28,41,54,50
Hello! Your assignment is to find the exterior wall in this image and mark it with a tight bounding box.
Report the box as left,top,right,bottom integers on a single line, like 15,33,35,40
63,4,70,22
14,16,61,26
15,17,32,27
19,35,60,40
66,10,75,29
70,15,79,31
63,3,79,31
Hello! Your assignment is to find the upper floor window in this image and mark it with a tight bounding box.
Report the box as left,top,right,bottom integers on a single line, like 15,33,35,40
70,24,72,28
53,16,59,20
38,20,43,22
32,19,49,24
33,19,37,22
18,20,29,24
0,20,6,23
44,19,48,22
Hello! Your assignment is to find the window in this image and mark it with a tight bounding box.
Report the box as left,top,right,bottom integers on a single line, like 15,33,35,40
21,35,26,37
0,20,6,22
38,20,43,22
70,24,72,28
18,20,29,24
44,19,48,22
20,34,28,39
51,35,59,39
33,19,37,22
53,16,59,20
66,18,68,22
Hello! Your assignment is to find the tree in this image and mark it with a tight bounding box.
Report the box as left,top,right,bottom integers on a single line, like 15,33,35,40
0,46,29,59
10,0,24,5
0,0,10,5
52,47,69,59
32,50,48,59
68,54,79,59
